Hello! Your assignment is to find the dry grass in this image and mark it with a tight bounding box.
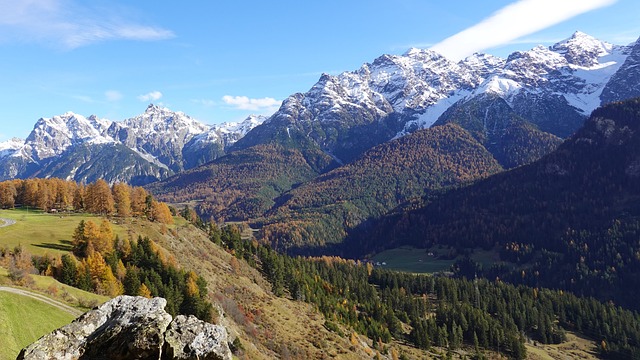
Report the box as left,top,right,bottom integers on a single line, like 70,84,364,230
525,332,598,360
140,220,370,359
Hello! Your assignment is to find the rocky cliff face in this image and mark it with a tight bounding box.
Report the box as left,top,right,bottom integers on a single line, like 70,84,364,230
18,295,232,360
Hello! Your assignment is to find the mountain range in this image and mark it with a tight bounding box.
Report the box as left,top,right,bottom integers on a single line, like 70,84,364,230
150,32,640,243
0,105,265,185
2,31,640,220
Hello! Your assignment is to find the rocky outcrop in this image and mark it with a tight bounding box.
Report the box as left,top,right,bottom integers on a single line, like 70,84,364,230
163,315,230,360
17,295,232,360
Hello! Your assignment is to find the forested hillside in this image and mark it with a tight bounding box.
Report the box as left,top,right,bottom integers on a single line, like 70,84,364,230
358,97,640,310
434,94,564,168
147,143,336,222
256,124,503,252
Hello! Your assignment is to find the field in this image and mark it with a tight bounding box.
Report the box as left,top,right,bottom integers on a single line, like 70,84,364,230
0,208,128,256
0,290,75,360
371,245,501,274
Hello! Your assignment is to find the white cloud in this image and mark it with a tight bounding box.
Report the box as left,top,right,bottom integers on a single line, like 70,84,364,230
430,0,617,60
0,0,175,49
105,90,123,102
137,91,163,102
222,95,282,112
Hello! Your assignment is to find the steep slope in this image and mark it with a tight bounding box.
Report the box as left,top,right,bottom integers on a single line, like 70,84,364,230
29,143,171,186
232,49,482,163
601,37,640,103
359,97,640,308
107,104,211,173
147,143,336,221
433,94,563,168
256,123,503,252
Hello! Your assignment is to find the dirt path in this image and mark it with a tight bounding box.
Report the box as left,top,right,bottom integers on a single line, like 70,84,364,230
0,217,16,228
0,286,83,317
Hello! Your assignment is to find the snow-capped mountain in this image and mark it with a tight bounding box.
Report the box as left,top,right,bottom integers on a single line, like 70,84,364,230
0,105,266,184
235,32,639,166
0,138,23,159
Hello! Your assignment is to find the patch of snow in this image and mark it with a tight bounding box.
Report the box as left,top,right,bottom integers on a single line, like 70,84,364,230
0,138,23,159
395,90,470,138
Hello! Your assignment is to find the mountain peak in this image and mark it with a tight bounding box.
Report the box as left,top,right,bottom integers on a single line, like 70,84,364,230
551,31,612,67
146,103,162,112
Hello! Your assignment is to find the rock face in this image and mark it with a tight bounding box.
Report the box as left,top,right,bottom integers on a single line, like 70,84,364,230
17,296,232,360
163,315,230,360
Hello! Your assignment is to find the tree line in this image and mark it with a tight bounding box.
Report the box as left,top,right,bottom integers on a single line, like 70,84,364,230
0,178,173,224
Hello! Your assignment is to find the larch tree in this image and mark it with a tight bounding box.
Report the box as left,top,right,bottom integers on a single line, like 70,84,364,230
73,184,86,211
0,181,17,208
86,179,115,215
130,186,148,216
112,182,132,217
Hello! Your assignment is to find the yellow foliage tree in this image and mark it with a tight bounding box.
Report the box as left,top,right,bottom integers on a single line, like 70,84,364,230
130,187,148,216
138,283,152,298
86,179,115,215
112,182,132,217
93,219,115,255
149,200,173,225
185,271,200,297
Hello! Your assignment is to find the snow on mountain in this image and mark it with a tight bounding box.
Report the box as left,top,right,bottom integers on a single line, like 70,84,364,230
237,31,638,164
0,138,23,159
551,31,616,68
1,104,260,183
20,112,115,161
110,104,209,151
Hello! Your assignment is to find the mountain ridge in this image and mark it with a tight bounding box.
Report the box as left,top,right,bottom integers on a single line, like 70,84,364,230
0,105,266,185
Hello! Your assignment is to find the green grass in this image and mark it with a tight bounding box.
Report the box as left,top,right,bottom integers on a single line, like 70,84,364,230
0,266,108,309
372,246,456,273
0,291,75,360
0,208,127,256
371,245,501,274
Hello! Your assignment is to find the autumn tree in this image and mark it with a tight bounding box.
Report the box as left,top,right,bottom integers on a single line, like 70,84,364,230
130,186,148,216
149,200,173,224
84,251,123,296
0,181,17,208
94,219,115,255
85,179,115,215
112,182,132,217
73,184,86,211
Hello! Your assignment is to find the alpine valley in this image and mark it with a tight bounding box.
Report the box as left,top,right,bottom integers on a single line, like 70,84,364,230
3,30,640,360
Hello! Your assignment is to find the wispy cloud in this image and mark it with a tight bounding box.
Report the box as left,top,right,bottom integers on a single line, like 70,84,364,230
430,0,617,60
137,91,163,102
222,95,282,112
0,0,175,49
105,90,123,102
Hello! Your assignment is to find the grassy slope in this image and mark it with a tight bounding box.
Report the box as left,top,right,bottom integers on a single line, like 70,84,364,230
0,291,75,360
0,208,128,256
0,267,108,309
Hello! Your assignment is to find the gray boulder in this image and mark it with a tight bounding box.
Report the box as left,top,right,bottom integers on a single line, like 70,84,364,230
17,295,231,360
163,315,230,360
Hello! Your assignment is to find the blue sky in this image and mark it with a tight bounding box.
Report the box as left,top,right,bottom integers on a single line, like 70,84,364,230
0,0,639,141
